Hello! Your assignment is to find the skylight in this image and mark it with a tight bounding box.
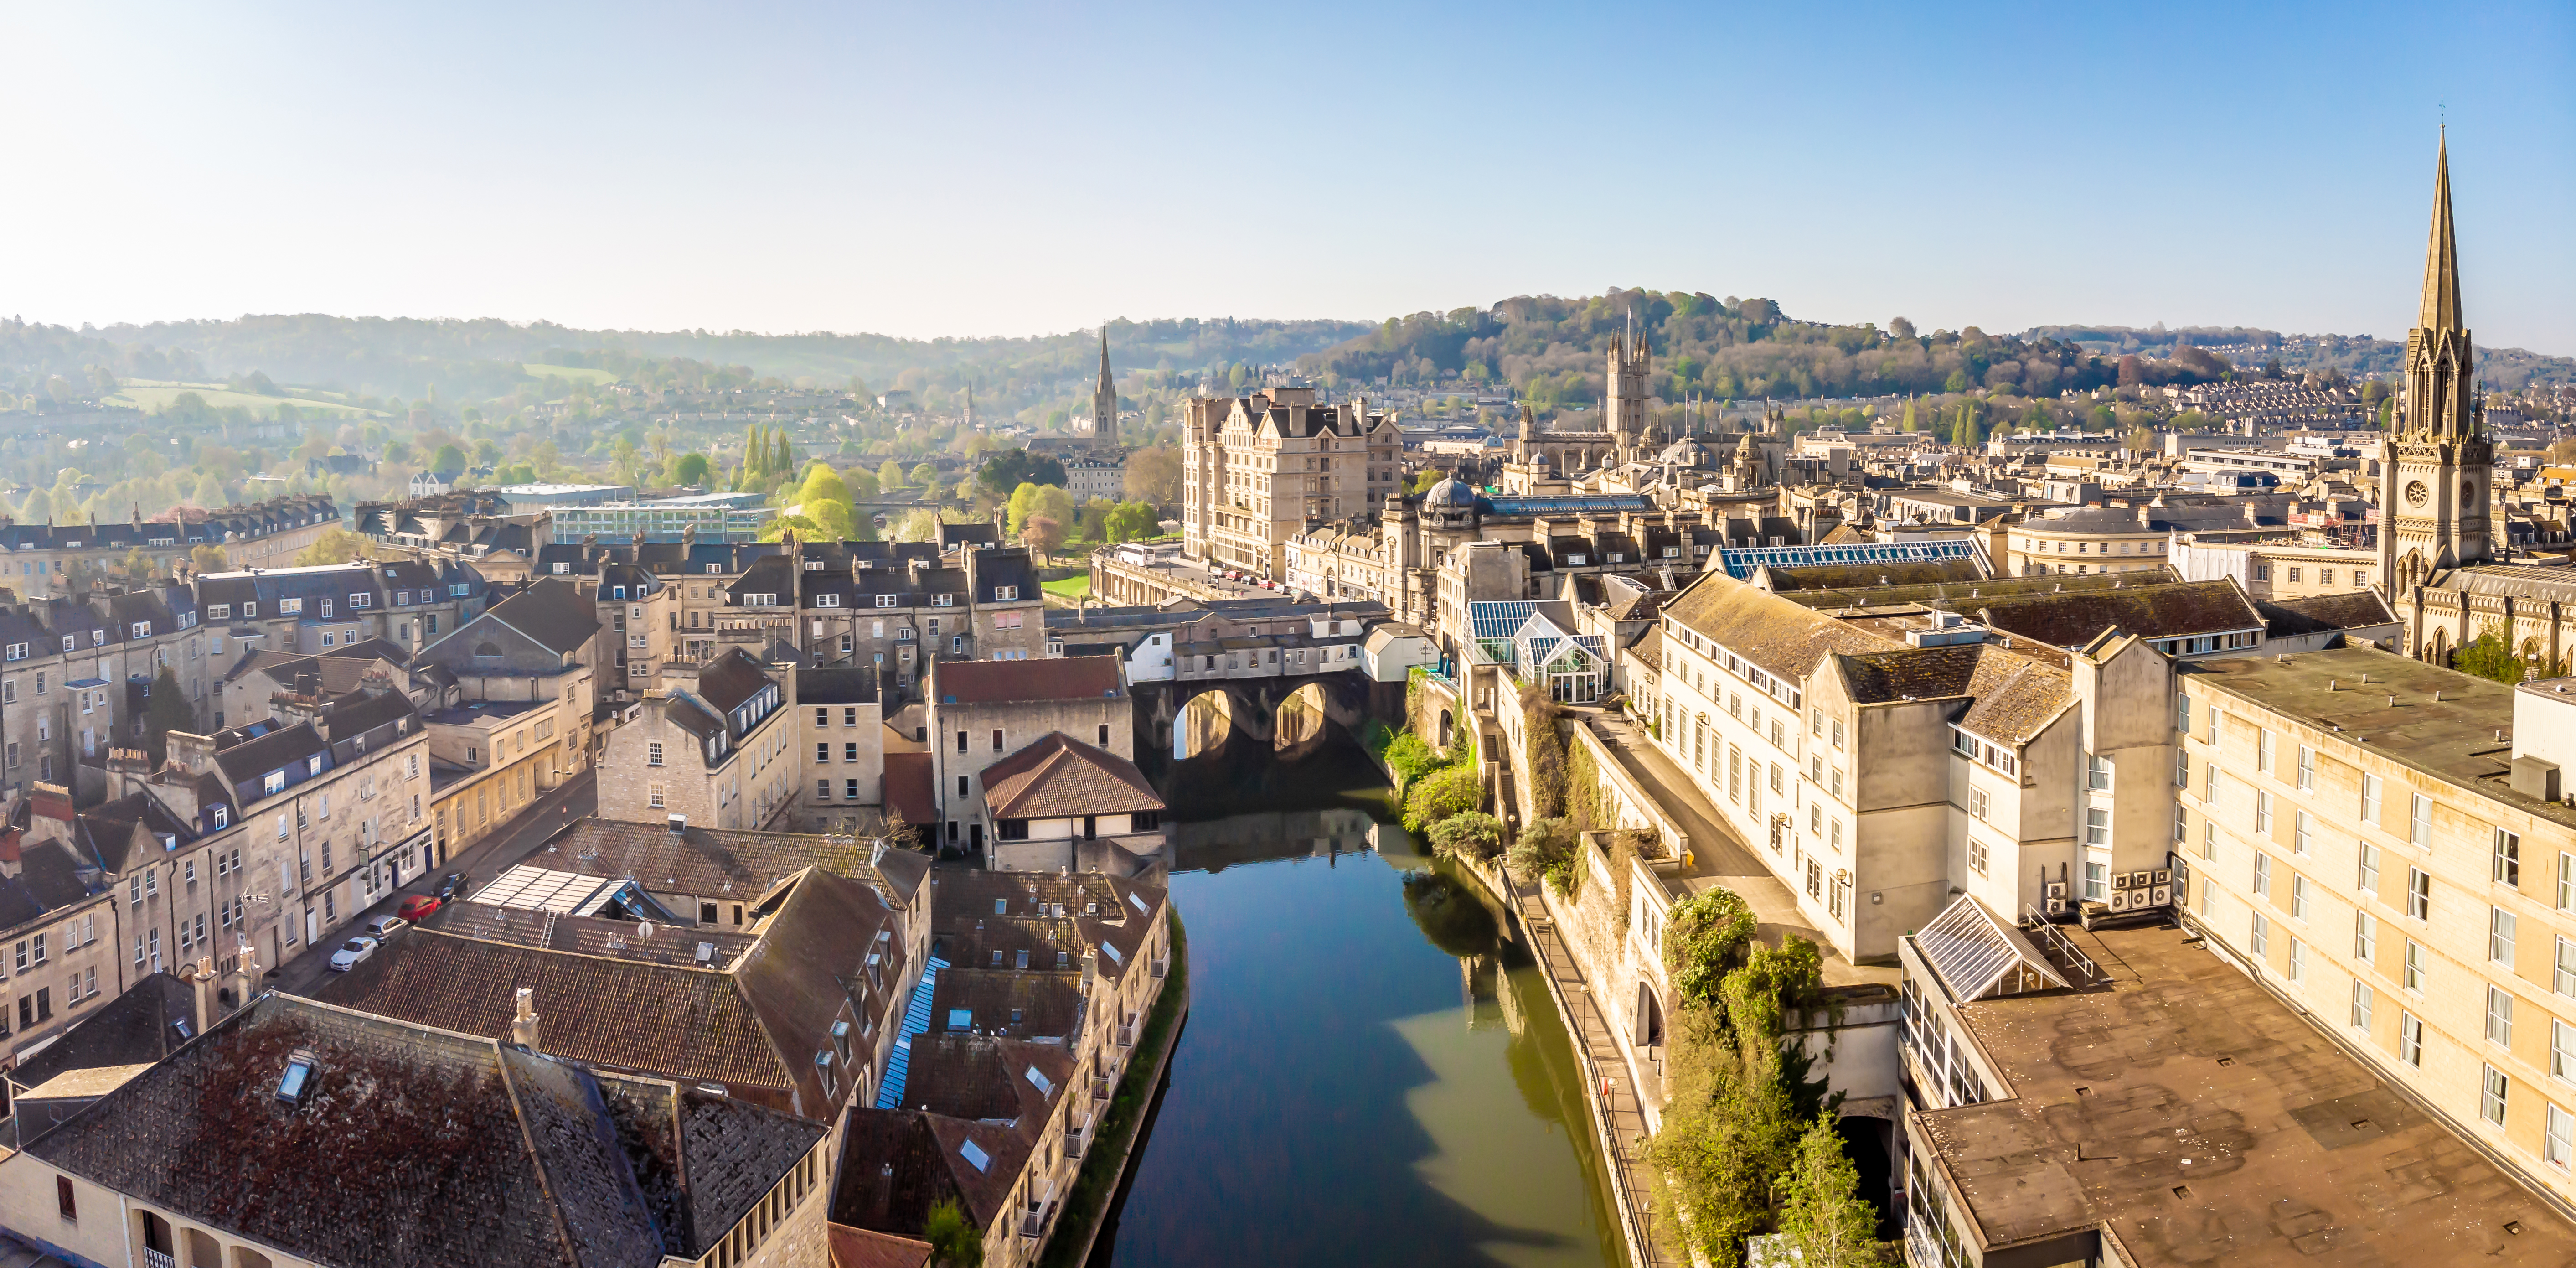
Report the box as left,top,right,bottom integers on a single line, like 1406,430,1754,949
1127,892,1146,913
1100,941,1124,964
948,1009,972,1030
960,1139,991,1172
1026,1066,1053,1095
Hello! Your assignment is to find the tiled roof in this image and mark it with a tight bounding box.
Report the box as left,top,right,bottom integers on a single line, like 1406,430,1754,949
1970,579,2261,648
695,648,776,714
2259,589,2401,637
1661,573,1900,683
933,656,1124,704
532,818,912,907
429,902,762,968
978,733,1165,820
480,577,602,654
829,1110,964,1246
1957,647,2077,744
830,1223,936,1268
884,753,935,832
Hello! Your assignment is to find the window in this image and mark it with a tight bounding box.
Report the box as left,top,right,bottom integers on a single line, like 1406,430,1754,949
2296,745,2314,792
647,742,664,766
2553,1105,2575,1170
2358,840,2380,894
2405,940,2426,992
2361,772,2382,824
2484,1065,2510,1127
816,779,831,800
2086,807,2108,847
2497,829,2522,887
2493,906,2519,965
2289,938,2308,985
56,1175,74,1223
2086,754,2111,791
2563,852,2576,911
2176,694,2192,734
2351,978,2373,1031
2409,794,2431,849
2174,802,2188,843
2257,730,2274,775
2254,853,2271,899
2255,789,2272,835
2558,1019,2576,1084
2401,1013,2424,1066
2408,868,2431,920
2250,911,2270,958
2292,874,2310,920
1969,787,1988,820
647,783,666,809
2084,861,2108,901
2293,809,2310,856
2355,911,2377,962
1968,836,1987,875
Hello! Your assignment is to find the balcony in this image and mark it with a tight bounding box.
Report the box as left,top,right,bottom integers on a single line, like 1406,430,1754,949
144,1251,176,1268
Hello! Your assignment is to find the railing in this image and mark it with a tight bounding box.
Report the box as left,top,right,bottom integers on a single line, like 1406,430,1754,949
143,1250,176,1268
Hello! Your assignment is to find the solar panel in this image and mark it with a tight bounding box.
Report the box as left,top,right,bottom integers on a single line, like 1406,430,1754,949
1717,539,1977,580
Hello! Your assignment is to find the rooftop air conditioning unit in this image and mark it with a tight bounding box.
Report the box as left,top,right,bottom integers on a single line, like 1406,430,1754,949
2151,885,2173,906
2112,872,2134,890
2106,889,2132,913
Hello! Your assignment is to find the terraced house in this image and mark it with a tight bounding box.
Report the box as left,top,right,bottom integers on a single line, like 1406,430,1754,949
0,581,211,804
194,557,489,665
0,493,340,598
600,648,800,831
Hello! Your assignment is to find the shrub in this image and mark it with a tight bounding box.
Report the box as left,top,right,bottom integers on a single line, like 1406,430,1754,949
1427,811,1505,861
1505,816,1576,880
1384,730,1440,787
1401,763,1484,833
1664,889,1759,1011
923,1197,984,1268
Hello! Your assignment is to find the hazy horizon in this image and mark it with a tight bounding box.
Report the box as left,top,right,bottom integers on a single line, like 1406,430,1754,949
5,2,2569,354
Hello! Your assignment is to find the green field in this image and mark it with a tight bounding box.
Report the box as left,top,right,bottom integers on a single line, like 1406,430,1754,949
1041,575,1091,599
520,363,621,387
108,383,378,418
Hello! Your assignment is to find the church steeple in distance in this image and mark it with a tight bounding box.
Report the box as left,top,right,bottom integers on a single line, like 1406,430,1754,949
1090,327,1118,450
2378,129,2489,598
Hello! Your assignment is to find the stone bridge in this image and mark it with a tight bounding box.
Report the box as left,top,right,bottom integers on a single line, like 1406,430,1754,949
1131,670,1401,760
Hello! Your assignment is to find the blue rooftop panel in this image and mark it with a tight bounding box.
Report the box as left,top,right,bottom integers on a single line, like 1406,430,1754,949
1714,539,1977,581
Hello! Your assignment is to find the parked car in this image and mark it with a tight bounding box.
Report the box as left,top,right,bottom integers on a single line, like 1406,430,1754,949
361,915,409,939
327,937,378,972
397,894,443,921
436,872,469,901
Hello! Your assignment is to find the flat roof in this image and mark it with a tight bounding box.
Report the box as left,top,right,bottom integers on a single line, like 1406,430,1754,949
1915,922,2576,1264
2179,644,2571,828
422,700,543,725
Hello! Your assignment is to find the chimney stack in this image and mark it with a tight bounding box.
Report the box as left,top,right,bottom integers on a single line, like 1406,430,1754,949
181,955,217,1033
511,987,542,1051
1080,943,1099,993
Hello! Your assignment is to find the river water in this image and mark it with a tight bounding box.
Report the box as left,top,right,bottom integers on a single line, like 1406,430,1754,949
1094,736,1626,1268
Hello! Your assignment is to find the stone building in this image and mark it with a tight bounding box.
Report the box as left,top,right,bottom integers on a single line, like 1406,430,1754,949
410,576,600,855
0,493,340,598
1178,386,1405,580
0,582,212,803
599,648,799,831
795,665,884,833
925,657,1131,858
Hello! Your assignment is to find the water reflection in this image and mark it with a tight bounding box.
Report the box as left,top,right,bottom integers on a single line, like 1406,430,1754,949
1098,733,1621,1268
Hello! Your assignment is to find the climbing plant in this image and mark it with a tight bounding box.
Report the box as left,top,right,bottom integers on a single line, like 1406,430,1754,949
1521,683,1568,818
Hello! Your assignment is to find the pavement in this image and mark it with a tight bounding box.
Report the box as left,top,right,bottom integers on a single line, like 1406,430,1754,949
268,769,597,998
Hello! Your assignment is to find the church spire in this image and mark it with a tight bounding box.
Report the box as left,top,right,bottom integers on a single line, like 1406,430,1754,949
1097,328,1114,392
2420,129,2464,333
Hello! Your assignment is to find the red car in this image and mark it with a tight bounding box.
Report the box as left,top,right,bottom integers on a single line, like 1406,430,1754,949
397,894,442,921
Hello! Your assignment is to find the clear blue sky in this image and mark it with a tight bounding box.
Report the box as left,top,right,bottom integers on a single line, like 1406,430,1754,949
4,2,2570,353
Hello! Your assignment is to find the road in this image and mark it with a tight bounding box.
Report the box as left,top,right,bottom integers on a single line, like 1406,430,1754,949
268,769,597,998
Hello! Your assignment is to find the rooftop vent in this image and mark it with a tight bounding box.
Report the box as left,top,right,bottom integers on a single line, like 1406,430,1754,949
695,942,715,965
666,813,687,834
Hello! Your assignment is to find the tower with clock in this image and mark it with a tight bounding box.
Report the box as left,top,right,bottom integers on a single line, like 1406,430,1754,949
2377,130,2489,600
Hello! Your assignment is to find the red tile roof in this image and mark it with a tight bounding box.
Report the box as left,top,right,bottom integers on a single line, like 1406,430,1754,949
884,753,935,833
978,733,1164,820
932,656,1124,704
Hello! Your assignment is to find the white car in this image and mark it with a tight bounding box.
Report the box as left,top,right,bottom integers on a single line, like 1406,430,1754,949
361,915,408,939
327,937,379,973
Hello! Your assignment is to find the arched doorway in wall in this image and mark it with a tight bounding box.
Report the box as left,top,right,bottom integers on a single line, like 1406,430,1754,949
2429,628,2452,667
1437,709,1454,748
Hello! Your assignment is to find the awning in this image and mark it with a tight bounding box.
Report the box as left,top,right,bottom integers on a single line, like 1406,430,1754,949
1915,894,2070,1002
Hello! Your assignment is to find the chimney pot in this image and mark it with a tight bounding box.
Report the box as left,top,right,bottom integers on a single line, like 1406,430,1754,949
512,986,542,1051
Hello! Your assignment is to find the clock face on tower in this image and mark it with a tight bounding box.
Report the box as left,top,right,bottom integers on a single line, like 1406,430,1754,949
2405,480,2430,507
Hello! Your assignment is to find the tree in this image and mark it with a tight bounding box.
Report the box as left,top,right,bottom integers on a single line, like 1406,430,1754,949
190,543,228,574
1022,514,1067,559
1123,445,1182,509
879,460,907,492
1105,500,1161,542
669,452,712,487
1006,483,1074,541
17,488,50,523
2454,627,2527,684
142,666,196,766
121,547,152,585
294,527,369,566
908,462,940,489
920,1198,983,1268
430,444,467,475
978,449,1066,495
1774,1113,1894,1267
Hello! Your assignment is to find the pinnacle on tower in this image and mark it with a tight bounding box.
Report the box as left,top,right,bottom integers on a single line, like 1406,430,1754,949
1098,328,1114,390
2419,129,2464,334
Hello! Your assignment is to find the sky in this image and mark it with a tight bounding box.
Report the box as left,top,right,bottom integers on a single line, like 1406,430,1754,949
3,2,2571,354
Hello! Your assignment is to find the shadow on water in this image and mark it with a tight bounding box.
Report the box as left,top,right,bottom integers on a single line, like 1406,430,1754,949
1094,725,1622,1268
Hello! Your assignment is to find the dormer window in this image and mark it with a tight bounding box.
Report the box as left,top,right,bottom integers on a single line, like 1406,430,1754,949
212,805,228,829
60,637,73,652
279,599,302,615
612,586,627,600
815,594,841,608
351,593,370,608
263,771,285,796
994,585,1018,601
875,594,898,608
553,563,570,575
131,622,149,638
91,630,103,647
706,564,721,574
319,600,333,618
307,756,324,776
242,601,257,617
931,594,955,607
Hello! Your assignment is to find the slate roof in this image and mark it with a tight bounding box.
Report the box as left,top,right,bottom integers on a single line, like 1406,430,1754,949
1969,579,2263,649
799,665,881,706
830,1110,964,1247
933,656,1124,705
978,733,1165,820
6,973,198,1108
906,1036,1076,1225
478,576,602,655
1660,572,1900,683
531,818,925,912
2258,589,2402,637
696,647,777,714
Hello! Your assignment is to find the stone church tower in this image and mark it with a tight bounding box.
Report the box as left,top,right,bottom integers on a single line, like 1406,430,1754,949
2378,132,2490,599
1087,329,1118,450
1605,311,1652,464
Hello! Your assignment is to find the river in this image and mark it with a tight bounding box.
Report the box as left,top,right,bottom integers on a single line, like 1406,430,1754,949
1092,734,1626,1268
